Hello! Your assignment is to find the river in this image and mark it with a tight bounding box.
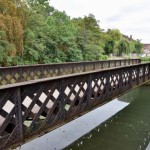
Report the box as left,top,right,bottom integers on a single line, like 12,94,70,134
65,86,150,150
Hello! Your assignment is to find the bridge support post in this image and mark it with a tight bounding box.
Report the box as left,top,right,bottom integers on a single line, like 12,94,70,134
128,59,130,65
115,61,117,67
93,63,96,70
41,66,44,78
108,61,111,68
106,71,111,100
129,68,133,89
16,87,24,142
102,62,104,69
149,64,150,80
59,79,66,120
87,75,92,109
19,68,23,82
119,69,123,92
120,60,122,66
143,65,146,82
71,64,74,74
137,67,140,85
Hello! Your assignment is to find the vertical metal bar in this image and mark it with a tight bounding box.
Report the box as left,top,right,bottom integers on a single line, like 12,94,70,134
115,60,117,67
16,87,24,142
41,66,44,78
72,64,74,73
132,59,134,64
120,60,122,66
109,61,111,68
84,63,86,72
102,61,104,69
19,67,23,82
106,71,111,99
148,64,150,80
124,60,126,66
59,79,66,120
143,65,146,82
93,62,96,70
119,68,123,92
137,67,140,85
58,65,61,76
87,74,92,109
129,68,133,88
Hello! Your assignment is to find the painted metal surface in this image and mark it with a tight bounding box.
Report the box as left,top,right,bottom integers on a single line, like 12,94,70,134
0,59,140,85
1,60,149,150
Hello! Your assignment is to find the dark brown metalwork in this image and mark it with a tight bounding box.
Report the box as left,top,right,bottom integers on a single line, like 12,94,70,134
0,59,140,86
0,62,149,150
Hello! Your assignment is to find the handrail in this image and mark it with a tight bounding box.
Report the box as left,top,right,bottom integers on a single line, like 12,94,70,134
0,59,141,86
0,61,149,150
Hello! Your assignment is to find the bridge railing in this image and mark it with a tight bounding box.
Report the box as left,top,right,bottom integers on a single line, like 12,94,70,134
0,59,140,86
0,62,149,150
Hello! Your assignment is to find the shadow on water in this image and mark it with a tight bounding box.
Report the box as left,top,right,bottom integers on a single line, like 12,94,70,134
64,86,150,150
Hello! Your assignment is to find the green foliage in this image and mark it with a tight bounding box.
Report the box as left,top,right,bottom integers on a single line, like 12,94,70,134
134,40,143,54
117,38,130,56
107,29,122,41
66,48,83,62
0,30,14,66
0,1,144,66
99,55,108,60
104,40,115,55
141,57,150,62
27,0,54,17
104,29,122,55
72,14,104,61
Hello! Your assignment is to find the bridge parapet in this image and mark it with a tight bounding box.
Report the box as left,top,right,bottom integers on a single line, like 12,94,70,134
0,59,140,86
0,62,149,150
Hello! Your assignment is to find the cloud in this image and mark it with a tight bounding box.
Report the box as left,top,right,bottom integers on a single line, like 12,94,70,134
106,0,150,23
106,15,122,22
50,0,150,43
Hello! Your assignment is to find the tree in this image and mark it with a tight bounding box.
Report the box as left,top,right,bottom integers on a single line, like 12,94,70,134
72,14,104,61
134,40,143,54
0,30,14,66
23,12,48,64
0,1,141,66
45,11,78,62
104,40,115,55
0,0,28,58
104,29,122,55
27,0,54,17
107,29,122,41
117,38,130,56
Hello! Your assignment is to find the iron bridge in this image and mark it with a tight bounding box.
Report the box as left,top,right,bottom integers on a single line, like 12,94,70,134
0,59,150,150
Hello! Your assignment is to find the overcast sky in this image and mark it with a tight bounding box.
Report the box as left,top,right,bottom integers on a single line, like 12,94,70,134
50,0,150,44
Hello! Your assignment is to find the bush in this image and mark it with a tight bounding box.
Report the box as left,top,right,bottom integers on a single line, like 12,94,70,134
141,57,150,62
99,55,108,60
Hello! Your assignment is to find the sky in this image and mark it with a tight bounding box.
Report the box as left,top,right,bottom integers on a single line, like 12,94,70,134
50,0,150,44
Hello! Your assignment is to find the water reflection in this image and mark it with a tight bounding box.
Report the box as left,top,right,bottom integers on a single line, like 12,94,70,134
65,86,150,150
15,96,129,150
